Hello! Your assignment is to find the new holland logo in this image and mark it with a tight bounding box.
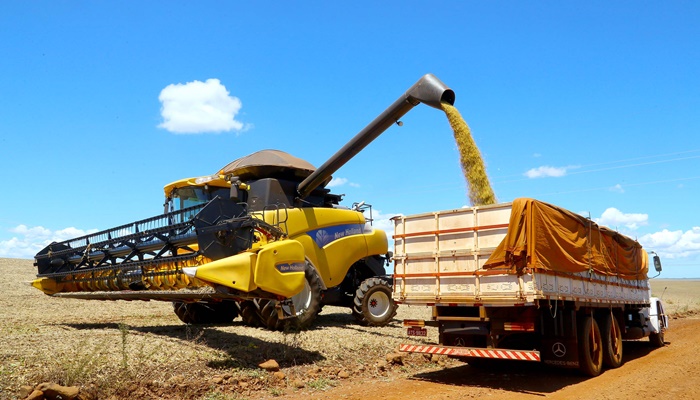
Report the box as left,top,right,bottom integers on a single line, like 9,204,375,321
276,262,305,273
308,224,364,248
315,230,332,248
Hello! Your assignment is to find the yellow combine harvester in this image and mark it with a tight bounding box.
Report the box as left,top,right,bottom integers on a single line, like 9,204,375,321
32,74,455,330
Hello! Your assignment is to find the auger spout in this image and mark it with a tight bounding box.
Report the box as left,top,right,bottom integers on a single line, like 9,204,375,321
296,73,454,200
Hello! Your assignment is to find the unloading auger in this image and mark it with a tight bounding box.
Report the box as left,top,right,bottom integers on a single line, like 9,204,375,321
32,73,455,330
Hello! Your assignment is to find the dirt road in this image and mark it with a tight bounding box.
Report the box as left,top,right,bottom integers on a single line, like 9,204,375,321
283,316,699,400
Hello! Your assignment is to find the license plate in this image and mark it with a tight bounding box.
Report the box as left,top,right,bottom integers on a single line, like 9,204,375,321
407,327,427,337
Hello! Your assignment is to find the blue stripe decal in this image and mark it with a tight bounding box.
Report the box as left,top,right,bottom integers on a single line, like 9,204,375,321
307,224,365,248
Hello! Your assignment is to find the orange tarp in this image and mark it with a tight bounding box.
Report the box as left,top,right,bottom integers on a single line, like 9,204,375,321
483,198,648,280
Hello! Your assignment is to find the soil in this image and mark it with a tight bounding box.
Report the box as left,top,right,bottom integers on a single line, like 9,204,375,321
281,316,700,400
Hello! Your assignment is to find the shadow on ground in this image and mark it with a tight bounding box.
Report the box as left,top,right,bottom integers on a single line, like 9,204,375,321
311,310,406,336
60,321,325,370
408,339,664,396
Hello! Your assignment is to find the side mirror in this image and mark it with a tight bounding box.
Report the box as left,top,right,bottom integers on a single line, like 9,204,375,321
229,176,247,202
230,186,241,202
653,255,662,272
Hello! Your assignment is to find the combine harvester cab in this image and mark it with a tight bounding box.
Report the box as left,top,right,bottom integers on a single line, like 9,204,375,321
395,198,668,376
33,73,457,331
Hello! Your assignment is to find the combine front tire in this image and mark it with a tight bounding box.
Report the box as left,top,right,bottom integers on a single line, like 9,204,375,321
239,300,264,328
260,299,285,331
353,277,397,326
172,301,239,324
259,262,323,331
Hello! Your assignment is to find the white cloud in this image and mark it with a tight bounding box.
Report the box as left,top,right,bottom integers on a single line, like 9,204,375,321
640,227,700,259
327,177,360,188
577,210,594,220
11,225,51,238
366,209,399,238
524,165,577,178
366,209,402,274
610,184,625,193
595,208,648,230
0,225,97,259
640,229,683,248
327,177,348,188
158,78,248,134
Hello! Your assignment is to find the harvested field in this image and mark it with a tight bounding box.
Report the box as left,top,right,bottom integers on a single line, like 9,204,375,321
2,258,699,400
0,258,442,399
650,278,700,316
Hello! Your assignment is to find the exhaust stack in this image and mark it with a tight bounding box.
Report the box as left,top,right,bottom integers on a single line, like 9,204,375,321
296,73,454,200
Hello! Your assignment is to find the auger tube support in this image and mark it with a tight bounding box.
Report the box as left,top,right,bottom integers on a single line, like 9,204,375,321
296,73,454,200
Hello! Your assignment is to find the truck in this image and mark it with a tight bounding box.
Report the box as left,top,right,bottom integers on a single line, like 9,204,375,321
31,73,456,331
394,198,668,376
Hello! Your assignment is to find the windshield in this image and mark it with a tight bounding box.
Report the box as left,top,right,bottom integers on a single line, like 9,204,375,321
170,186,229,212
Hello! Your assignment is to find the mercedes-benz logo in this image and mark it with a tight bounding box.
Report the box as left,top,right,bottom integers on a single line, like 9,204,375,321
454,337,466,347
552,342,566,358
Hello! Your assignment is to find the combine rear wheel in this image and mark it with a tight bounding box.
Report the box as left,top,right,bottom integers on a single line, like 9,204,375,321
172,301,239,324
260,262,323,331
353,277,397,326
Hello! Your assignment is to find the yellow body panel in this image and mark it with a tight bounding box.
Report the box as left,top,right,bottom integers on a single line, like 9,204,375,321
253,240,306,298
191,252,258,293
163,178,388,291
363,227,389,257
190,240,307,298
162,175,230,197
256,207,389,288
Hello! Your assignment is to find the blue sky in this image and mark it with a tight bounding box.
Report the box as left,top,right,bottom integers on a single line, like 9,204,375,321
1,2,698,278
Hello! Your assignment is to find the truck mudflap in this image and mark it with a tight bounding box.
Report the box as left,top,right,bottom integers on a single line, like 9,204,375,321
399,344,541,362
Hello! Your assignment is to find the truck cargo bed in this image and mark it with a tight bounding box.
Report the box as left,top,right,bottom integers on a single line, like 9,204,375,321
392,200,650,307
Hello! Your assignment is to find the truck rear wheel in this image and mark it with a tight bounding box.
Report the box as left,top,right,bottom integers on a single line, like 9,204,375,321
353,277,398,326
578,316,603,376
601,313,623,368
172,301,239,324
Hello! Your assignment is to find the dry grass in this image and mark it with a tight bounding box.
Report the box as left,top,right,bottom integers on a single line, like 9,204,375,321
0,258,438,400
3,258,698,400
650,279,700,316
